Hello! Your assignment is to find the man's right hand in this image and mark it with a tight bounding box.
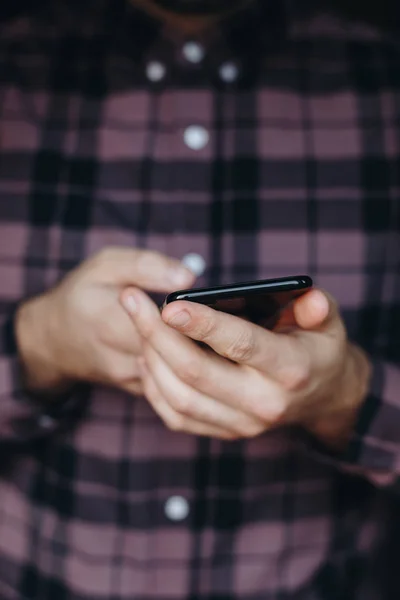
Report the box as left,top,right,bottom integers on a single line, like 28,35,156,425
14,247,195,397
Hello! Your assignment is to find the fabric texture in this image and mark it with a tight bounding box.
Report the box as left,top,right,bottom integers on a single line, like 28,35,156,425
0,0,399,597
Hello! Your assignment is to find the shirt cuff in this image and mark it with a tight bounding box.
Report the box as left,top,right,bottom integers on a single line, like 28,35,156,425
0,305,90,445
304,358,400,488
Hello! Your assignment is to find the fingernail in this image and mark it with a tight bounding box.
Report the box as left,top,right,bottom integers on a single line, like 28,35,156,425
123,294,138,315
168,267,193,288
167,310,191,328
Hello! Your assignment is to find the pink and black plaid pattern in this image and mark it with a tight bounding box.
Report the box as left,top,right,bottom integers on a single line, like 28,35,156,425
0,1,399,598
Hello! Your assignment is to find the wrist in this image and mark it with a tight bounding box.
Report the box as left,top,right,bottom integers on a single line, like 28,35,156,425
307,343,372,450
15,294,72,395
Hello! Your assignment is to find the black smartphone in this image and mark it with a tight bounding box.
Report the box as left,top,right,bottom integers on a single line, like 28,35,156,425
163,275,313,329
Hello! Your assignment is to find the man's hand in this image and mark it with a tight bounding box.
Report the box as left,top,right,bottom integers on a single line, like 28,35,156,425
15,247,194,396
122,287,371,447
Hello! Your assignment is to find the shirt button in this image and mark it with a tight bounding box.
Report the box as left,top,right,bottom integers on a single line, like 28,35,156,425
146,61,166,82
219,61,240,83
164,496,190,522
183,125,210,151
38,415,56,430
182,41,205,64
182,253,206,277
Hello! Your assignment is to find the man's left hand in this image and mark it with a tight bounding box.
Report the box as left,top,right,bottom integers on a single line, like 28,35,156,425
122,288,371,448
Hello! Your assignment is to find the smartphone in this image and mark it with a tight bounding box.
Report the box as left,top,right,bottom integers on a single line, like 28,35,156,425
163,275,313,329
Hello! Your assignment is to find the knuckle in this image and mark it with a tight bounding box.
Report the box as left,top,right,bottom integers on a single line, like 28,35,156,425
179,358,203,387
170,390,193,415
133,251,153,273
106,360,132,384
251,393,286,424
95,246,117,264
223,331,255,363
193,316,217,340
165,413,185,432
140,321,156,341
90,246,120,273
132,250,168,281
268,401,286,423
240,422,265,439
279,360,311,392
139,322,158,343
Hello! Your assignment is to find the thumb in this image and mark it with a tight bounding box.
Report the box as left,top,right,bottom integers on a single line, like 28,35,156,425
293,289,334,330
91,247,196,292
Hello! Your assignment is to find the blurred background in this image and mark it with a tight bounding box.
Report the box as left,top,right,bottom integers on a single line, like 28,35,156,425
1,0,399,30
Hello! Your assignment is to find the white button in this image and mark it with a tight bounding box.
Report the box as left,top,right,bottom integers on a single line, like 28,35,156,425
38,415,55,430
182,253,206,277
184,125,209,151
182,41,205,64
164,496,190,521
146,61,166,82
219,62,239,83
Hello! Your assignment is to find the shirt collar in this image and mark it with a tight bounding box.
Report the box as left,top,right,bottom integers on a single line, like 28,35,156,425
41,0,399,90
115,0,290,86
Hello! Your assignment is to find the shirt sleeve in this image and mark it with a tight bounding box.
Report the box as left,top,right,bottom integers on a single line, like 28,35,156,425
307,357,400,492
0,305,90,447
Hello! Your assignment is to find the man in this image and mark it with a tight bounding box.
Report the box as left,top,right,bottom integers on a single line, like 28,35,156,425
0,0,399,598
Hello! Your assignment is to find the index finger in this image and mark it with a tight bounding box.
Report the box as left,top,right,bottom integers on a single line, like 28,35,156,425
89,247,195,292
120,287,269,406
162,301,309,384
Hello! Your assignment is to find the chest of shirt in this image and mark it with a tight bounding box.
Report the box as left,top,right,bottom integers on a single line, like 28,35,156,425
0,32,399,353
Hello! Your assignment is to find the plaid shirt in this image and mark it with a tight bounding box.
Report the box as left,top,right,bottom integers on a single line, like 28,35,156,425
0,1,399,598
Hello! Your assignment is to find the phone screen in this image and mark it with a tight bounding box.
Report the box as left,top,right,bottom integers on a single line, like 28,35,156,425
205,289,307,329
